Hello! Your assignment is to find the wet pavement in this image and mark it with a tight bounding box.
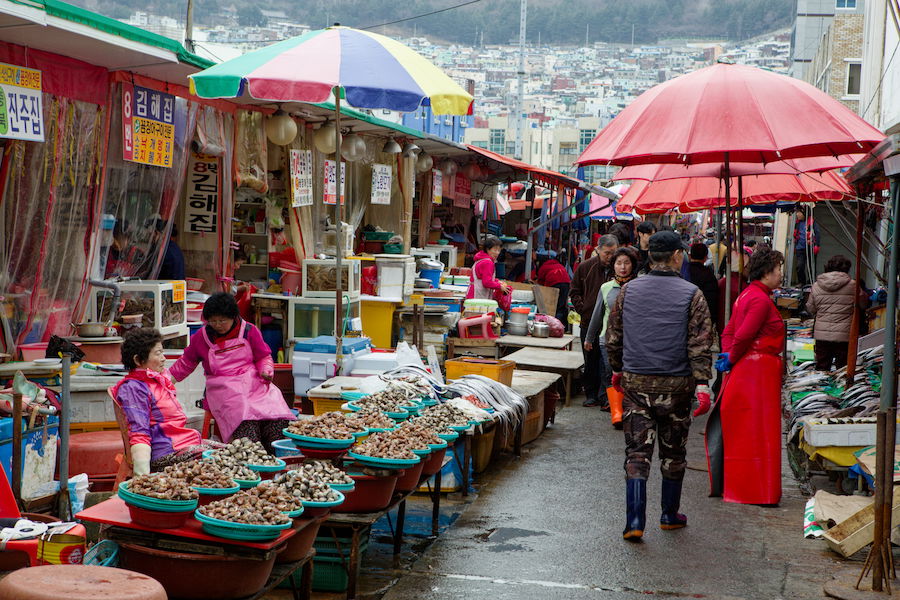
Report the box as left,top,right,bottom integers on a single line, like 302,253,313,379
374,398,848,600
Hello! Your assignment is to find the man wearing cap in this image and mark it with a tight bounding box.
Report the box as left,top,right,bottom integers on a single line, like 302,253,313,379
635,221,657,275
571,234,619,408
606,231,715,542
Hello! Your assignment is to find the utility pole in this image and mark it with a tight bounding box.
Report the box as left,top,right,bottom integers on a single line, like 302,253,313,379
184,0,194,53
585,23,589,47
631,23,635,47
514,0,527,160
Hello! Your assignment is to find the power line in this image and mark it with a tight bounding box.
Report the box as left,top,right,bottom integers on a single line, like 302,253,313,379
359,0,483,31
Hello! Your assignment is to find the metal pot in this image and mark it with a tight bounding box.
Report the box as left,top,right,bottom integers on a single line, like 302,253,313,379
530,321,550,338
71,322,107,337
506,322,528,336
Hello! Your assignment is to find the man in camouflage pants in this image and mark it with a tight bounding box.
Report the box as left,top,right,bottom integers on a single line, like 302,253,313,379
606,231,715,542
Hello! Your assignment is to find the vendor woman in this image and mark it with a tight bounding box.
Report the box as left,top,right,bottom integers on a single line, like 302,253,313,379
113,328,221,474
706,249,785,505
170,292,295,452
466,235,511,312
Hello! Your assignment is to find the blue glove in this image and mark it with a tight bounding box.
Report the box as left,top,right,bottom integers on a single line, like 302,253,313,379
715,352,733,372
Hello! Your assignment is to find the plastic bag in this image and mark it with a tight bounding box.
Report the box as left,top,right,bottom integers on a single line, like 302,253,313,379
395,341,426,370
234,110,268,193
534,313,565,337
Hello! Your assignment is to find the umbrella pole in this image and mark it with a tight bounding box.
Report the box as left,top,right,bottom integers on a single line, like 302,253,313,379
334,88,344,373
737,176,745,293
724,154,733,323
846,196,866,385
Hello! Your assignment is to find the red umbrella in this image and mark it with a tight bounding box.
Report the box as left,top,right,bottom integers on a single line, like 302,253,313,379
615,169,853,214
576,62,883,168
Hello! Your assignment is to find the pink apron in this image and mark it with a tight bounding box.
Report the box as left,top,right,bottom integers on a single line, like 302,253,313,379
202,321,294,442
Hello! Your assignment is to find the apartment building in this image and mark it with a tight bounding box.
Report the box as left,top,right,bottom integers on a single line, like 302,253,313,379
804,6,865,112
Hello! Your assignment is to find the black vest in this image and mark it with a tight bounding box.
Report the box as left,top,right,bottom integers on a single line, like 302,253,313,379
621,271,697,377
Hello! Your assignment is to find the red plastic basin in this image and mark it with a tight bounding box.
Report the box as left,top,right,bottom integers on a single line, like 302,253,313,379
117,543,275,600
68,431,124,478
338,473,399,513
394,460,426,493
276,514,326,563
127,504,192,529
420,447,447,477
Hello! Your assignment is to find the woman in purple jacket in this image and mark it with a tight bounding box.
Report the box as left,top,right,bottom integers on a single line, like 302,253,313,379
170,293,295,452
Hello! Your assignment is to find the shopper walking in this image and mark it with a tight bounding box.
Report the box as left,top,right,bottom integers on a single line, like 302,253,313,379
583,246,639,428
805,254,869,371
687,243,719,328
706,249,785,505
634,221,656,274
571,234,618,408
606,231,715,541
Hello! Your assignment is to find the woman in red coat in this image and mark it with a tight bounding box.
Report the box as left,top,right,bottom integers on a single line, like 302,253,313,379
706,249,785,505
535,250,571,322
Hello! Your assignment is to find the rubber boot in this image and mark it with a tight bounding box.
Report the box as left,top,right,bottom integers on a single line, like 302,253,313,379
607,386,623,429
623,478,646,541
660,477,688,530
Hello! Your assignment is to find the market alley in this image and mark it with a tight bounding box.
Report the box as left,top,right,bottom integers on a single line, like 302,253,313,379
379,399,841,600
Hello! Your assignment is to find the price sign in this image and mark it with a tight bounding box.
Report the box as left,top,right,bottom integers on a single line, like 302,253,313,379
432,169,443,205
324,159,346,205
290,149,313,207
371,163,392,205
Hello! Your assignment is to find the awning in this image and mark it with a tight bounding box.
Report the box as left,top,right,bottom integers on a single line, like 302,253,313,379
466,145,589,191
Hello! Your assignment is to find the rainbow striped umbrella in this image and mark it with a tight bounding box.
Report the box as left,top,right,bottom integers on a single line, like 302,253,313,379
188,25,473,115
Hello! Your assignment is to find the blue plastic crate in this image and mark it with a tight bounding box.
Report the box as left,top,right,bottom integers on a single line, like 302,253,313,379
293,336,371,354
423,297,462,313
0,416,59,480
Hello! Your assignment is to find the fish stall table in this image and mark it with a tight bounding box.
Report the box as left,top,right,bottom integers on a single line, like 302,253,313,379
323,468,442,600
496,334,578,353
501,348,584,406
76,497,314,600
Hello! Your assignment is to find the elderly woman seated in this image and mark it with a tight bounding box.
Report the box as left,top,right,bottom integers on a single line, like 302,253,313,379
111,328,221,475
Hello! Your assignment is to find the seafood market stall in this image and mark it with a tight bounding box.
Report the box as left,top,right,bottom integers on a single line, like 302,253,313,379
785,342,888,493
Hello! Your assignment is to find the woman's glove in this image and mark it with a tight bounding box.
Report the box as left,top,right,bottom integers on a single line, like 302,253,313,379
131,443,151,476
693,385,712,417
715,352,733,372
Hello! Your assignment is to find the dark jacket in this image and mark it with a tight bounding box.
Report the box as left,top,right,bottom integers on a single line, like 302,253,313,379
607,267,714,392
688,261,719,328
570,254,612,325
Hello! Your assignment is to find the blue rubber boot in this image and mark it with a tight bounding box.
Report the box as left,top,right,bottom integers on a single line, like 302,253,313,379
660,477,688,530
623,478,646,541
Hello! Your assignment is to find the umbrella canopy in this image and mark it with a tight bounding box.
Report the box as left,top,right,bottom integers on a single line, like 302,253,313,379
616,169,853,214
189,25,473,115
613,156,865,182
576,62,883,168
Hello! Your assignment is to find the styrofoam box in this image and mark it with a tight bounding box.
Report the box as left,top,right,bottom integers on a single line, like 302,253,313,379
349,352,399,377
802,418,892,447
293,346,371,396
376,255,416,298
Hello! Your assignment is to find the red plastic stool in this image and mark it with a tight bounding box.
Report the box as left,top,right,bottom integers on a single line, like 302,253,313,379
0,564,166,600
68,431,124,480
457,312,497,339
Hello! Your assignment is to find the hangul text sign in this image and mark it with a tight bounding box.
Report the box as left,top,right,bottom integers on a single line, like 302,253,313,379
432,169,443,205
123,83,176,168
290,149,313,207
371,163,392,205
0,63,43,142
323,159,346,205
184,152,219,234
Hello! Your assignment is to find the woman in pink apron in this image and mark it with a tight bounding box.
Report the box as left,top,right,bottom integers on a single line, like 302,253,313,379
466,235,512,313
170,293,295,452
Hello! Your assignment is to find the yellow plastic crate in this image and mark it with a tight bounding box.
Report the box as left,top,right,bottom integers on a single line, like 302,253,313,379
310,396,352,416
444,357,515,386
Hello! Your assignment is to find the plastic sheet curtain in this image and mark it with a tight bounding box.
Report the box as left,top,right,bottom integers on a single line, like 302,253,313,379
0,96,106,349
179,106,234,293
101,84,197,280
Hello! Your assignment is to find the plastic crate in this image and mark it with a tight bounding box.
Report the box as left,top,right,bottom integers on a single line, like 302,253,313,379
363,231,394,242
314,534,369,556
311,555,355,592
382,243,403,254
445,357,515,386
310,396,350,415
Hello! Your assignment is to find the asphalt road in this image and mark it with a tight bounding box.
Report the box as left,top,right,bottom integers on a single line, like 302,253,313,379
376,398,847,600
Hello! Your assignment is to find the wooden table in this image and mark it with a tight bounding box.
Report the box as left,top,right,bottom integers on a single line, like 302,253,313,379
78,497,313,599
503,348,584,406
497,334,577,353
510,370,562,425
324,467,441,600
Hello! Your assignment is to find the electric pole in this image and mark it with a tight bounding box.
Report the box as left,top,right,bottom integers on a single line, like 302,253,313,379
184,0,194,53
514,0,526,160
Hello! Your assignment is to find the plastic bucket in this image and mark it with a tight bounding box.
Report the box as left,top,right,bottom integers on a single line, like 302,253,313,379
419,268,441,288
37,533,85,565
280,269,301,294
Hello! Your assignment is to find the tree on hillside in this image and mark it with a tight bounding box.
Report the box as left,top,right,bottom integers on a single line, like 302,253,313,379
237,4,267,27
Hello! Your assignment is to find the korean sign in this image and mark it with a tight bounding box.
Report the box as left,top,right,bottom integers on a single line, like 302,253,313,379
324,159,346,205
371,163,392,205
432,169,443,205
184,152,219,234
0,63,43,142
290,149,313,207
122,83,176,168
453,173,471,208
